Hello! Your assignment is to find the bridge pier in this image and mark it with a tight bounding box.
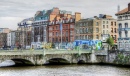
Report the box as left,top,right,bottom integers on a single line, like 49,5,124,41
90,50,97,63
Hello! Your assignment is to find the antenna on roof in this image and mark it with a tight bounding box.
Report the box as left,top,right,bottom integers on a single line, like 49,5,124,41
118,5,120,12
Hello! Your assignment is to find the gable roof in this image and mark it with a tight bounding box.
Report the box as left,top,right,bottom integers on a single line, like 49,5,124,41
115,8,128,15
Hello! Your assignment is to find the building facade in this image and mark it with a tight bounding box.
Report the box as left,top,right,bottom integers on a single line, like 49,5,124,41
75,14,118,47
115,3,130,51
32,7,81,46
0,28,10,33
7,31,16,48
48,17,75,43
75,19,94,40
0,33,7,48
17,17,33,48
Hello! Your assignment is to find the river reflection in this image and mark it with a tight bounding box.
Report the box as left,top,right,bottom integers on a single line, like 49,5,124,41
0,64,130,76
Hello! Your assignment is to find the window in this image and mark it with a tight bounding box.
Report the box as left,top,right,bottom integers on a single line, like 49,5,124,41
66,25,68,29
52,38,54,41
107,21,108,24
106,30,109,34
114,35,116,40
111,35,113,38
111,28,113,33
70,31,73,35
115,22,116,26
56,32,58,36
80,28,83,33
96,28,99,33
103,25,105,28
66,37,68,42
80,23,82,26
114,28,116,33
111,22,113,26
86,28,88,33
119,23,122,28
56,26,58,30
103,21,105,24
125,16,128,19
125,23,128,28
125,31,128,37
103,30,105,34
96,35,99,39
86,22,88,26
70,24,74,28
119,31,122,38
107,25,108,28
49,33,52,36
96,22,99,26
83,28,84,33
119,16,122,20
85,35,87,39
83,23,85,26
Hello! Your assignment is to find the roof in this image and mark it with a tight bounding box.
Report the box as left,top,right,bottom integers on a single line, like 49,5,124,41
116,8,128,15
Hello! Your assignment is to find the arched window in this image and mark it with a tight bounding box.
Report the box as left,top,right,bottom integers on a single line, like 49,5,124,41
125,23,128,28
119,23,122,28
125,31,128,37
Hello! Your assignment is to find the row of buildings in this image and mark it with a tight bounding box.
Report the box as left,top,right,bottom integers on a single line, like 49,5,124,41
0,3,130,50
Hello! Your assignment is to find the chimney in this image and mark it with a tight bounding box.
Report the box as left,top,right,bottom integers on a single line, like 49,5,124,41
75,12,81,22
128,3,130,11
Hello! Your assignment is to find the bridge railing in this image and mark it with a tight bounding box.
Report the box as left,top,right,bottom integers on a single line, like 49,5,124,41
0,49,107,55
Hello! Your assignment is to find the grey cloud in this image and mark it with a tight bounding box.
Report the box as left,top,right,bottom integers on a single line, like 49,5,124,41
0,0,130,29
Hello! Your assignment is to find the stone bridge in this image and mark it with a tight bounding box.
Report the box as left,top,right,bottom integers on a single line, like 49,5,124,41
0,49,108,65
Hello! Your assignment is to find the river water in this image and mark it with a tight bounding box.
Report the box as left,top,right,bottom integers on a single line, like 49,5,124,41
0,64,130,76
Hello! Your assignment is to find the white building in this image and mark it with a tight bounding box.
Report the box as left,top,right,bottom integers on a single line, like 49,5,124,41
115,3,130,51
18,17,33,49
7,31,16,48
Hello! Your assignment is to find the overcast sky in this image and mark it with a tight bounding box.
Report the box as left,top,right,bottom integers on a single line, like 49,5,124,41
0,0,130,30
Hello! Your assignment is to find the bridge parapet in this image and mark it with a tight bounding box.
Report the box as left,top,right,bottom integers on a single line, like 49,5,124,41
94,50,107,55
44,49,91,55
0,50,44,55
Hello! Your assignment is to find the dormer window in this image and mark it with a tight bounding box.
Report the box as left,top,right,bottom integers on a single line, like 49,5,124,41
119,16,122,20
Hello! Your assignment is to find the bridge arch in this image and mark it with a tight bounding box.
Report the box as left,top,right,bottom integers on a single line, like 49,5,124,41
44,54,73,64
77,54,91,64
0,55,41,66
11,58,34,66
46,58,70,64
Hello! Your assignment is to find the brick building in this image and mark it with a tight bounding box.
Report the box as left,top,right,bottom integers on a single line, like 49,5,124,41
48,17,75,43
32,7,81,44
